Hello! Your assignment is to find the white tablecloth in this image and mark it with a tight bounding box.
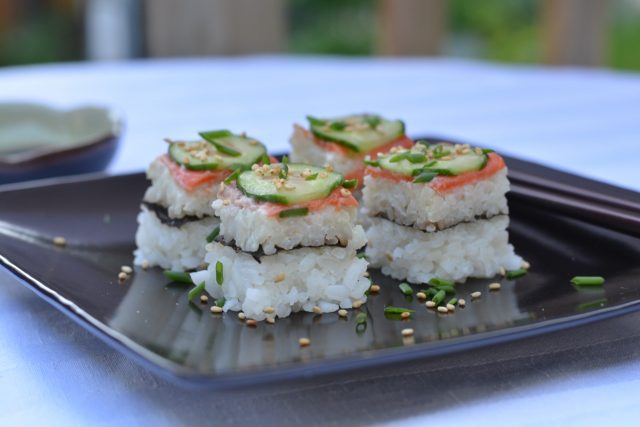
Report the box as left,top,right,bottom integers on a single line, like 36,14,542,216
1,56,639,426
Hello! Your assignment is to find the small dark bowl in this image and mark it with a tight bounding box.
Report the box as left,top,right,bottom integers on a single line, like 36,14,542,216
0,103,123,185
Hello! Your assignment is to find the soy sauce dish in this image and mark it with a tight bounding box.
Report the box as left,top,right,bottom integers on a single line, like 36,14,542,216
0,103,122,185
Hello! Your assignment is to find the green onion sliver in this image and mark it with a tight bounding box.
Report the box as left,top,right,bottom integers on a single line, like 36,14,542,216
206,225,220,243
363,159,379,167
429,277,454,288
506,268,528,279
383,306,415,314
199,130,242,157
447,297,458,306
261,153,271,165
399,282,413,295
163,270,193,284
305,173,318,181
432,289,446,305
342,179,358,189
355,312,367,324
188,281,206,302
215,261,224,285
224,168,243,184
214,297,226,307
278,207,309,218
279,155,289,179
571,276,605,286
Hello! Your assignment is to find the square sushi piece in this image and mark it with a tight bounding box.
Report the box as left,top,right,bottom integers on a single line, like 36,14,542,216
363,142,522,283
134,130,268,271
290,113,413,185
190,161,370,321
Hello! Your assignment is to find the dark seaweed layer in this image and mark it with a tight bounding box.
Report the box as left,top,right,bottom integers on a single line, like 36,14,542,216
142,202,206,227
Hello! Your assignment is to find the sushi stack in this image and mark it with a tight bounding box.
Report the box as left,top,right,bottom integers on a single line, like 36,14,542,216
363,142,522,283
190,160,370,321
290,113,413,185
134,130,268,271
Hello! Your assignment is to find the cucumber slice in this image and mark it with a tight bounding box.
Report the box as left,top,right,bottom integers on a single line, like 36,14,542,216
377,144,488,178
307,114,405,153
237,163,344,205
168,131,266,171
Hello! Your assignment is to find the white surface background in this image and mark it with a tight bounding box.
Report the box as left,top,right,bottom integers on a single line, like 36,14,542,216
1,56,640,426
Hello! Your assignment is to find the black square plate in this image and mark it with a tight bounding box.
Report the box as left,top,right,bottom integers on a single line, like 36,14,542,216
1,148,639,389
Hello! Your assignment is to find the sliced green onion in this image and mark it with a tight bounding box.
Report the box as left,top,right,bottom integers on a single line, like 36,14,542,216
342,179,358,189
413,172,438,183
206,225,220,243
199,129,232,139
224,167,243,184
363,159,380,167
214,297,226,307
383,306,415,314
305,173,318,181
306,115,326,126
429,277,454,288
423,288,438,297
188,281,205,302
407,152,427,163
355,312,367,324
164,270,193,284
278,207,309,218
356,252,368,259
399,282,413,295
482,148,495,154
364,115,381,128
506,268,528,279
447,297,458,306
261,153,271,165
215,261,223,285
199,130,241,157
432,289,446,305
571,276,605,286
279,155,289,179
329,121,347,131
436,285,456,294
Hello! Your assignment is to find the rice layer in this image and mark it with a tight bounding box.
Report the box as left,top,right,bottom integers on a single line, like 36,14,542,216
214,185,359,255
134,206,219,271
362,168,509,231
365,215,522,283
190,226,369,321
143,156,218,218
289,124,361,176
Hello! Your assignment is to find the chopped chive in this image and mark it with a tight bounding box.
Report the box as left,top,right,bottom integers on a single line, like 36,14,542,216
389,152,407,163
306,115,326,126
261,153,271,165
355,312,367,324
363,159,380,167
429,278,454,288
436,285,456,294
432,289,446,305
199,130,242,157
364,114,381,128
199,129,232,139
447,297,458,306
163,270,193,284
506,268,528,279
305,173,318,181
423,288,438,297
571,276,605,286
413,172,438,183
279,155,289,179
215,261,223,285
188,281,206,302
383,306,415,314
482,148,495,154
342,179,358,189
329,121,347,131
278,207,309,218
206,225,220,243
399,282,413,295
214,297,226,307
224,168,243,184
407,153,427,163
356,252,368,259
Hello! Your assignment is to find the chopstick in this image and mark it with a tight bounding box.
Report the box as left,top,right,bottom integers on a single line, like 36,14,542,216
508,169,640,215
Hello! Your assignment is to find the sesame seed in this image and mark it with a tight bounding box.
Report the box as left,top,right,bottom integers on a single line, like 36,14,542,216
475,147,483,155
210,305,223,314
522,260,531,269
338,309,348,317
401,311,411,319
121,265,133,274
471,291,482,299
416,292,427,300
118,272,128,281
284,183,295,190
312,306,322,314
53,236,66,247
222,199,230,206
363,271,370,277
401,328,414,337
369,284,380,293
425,301,436,308
324,164,334,172
437,306,448,313
489,282,501,291
238,312,246,320
274,272,285,283
441,155,453,161
340,188,351,197
299,337,311,347
458,299,466,307
251,164,260,171
200,294,209,304
352,300,363,309
141,260,150,270
266,317,275,324
446,303,456,311
245,319,257,327
499,267,506,276
263,306,275,314
319,172,328,179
